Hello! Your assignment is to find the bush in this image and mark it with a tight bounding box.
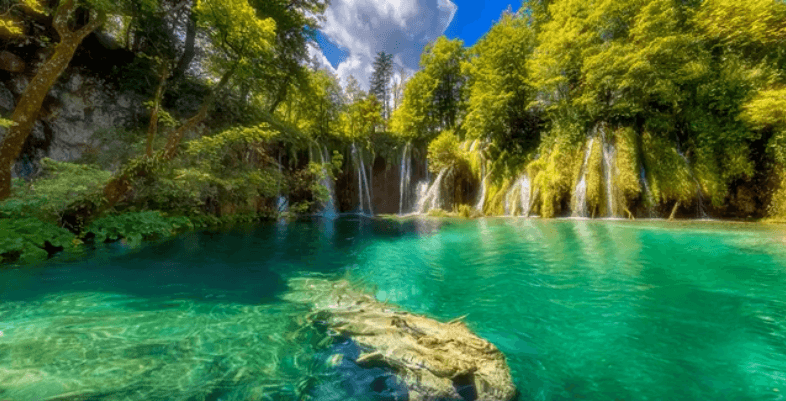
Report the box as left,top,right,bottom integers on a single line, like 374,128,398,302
0,218,78,263
84,211,193,246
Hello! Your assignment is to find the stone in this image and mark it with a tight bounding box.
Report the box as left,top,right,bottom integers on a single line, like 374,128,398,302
66,73,83,93
0,83,14,112
285,278,518,401
0,51,25,73
9,75,28,95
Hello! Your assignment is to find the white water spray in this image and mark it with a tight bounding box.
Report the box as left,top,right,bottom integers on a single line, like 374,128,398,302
351,143,374,215
416,169,449,213
571,138,595,217
399,143,412,215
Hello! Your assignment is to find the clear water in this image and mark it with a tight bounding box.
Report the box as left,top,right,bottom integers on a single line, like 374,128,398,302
2,218,786,400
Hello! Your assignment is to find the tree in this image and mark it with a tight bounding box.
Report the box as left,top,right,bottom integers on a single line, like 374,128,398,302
100,0,277,208
0,0,111,200
390,37,467,141
370,52,393,121
247,0,329,113
463,12,538,152
344,75,365,104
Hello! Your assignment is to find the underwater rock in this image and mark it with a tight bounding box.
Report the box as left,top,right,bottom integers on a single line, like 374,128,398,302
285,278,518,401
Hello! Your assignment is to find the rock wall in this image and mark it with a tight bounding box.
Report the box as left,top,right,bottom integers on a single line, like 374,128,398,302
1,67,145,178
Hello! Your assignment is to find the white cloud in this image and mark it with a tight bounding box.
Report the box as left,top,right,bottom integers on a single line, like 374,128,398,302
317,0,458,90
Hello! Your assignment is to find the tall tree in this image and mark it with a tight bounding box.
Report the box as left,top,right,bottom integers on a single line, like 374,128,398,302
370,52,393,121
101,0,277,208
0,0,114,200
390,37,467,140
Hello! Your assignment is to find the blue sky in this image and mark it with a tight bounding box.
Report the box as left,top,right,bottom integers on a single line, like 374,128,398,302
311,0,522,89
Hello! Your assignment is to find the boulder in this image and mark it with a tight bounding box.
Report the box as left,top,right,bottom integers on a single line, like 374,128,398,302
0,51,25,73
285,278,518,401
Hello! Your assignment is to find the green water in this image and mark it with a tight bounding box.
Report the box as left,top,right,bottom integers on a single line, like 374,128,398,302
2,218,786,400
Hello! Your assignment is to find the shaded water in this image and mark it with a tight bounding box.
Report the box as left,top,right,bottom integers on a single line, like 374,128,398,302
2,218,786,400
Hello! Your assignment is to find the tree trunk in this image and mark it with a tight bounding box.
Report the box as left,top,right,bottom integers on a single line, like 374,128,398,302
101,62,239,209
0,0,104,200
146,65,169,157
171,1,197,83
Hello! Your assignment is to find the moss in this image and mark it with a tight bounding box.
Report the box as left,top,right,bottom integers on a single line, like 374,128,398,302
642,132,695,205
768,173,786,219
530,134,582,218
585,137,603,217
613,127,641,212
485,177,513,216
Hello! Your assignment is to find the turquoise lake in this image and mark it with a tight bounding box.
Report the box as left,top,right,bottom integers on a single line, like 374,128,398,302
2,217,786,400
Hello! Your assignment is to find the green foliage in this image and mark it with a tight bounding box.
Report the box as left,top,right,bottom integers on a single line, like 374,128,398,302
463,12,538,151
427,130,465,173
641,132,695,204
0,118,15,128
391,37,467,141
613,127,642,210
454,204,476,219
0,218,77,264
84,211,193,246
1,159,111,221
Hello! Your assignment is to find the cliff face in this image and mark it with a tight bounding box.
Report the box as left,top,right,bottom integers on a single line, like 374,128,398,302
1,67,145,178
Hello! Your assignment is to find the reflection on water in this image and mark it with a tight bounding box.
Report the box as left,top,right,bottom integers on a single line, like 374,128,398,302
1,218,786,400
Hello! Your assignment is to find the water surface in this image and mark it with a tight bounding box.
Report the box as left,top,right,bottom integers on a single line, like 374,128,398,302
1,218,786,400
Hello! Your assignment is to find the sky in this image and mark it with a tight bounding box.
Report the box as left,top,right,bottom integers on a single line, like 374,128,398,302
311,0,522,90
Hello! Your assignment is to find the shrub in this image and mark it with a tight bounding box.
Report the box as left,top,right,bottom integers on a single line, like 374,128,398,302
84,211,193,246
0,218,78,263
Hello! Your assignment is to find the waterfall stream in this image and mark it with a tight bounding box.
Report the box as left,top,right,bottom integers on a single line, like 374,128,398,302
504,174,532,217
416,169,449,213
602,139,616,217
571,138,595,217
640,165,656,217
475,162,487,213
317,146,338,219
399,143,412,215
351,143,374,216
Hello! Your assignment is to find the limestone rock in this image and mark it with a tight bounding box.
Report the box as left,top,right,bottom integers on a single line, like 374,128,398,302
0,51,25,73
285,278,518,401
0,83,14,112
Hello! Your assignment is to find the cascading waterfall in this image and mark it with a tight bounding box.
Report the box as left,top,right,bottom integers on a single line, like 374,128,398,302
677,150,708,219
276,151,289,214
503,174,532,217
640,165,656,217
317,146,337,219
602,138,616,217
519,174,532,217
571,138,595,217
399,143,413,215
351,143,374,215
475,161,487,212
416,168,449,213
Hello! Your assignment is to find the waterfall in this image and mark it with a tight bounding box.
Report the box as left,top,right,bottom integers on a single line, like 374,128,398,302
519,174,532,217
602,138,616,217
571,138,595,217
399,143,412,215
416,168,448,213
677,150,708,219
276,151,288,214
475,161,487,213
640,165,656,217
503,174,532,217
351,143,373,215
317,146,338,219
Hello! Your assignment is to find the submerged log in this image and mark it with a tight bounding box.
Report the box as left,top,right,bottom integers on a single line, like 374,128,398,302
284,278,518,401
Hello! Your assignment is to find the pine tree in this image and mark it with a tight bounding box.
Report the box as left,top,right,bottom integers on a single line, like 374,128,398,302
370,52,394,121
